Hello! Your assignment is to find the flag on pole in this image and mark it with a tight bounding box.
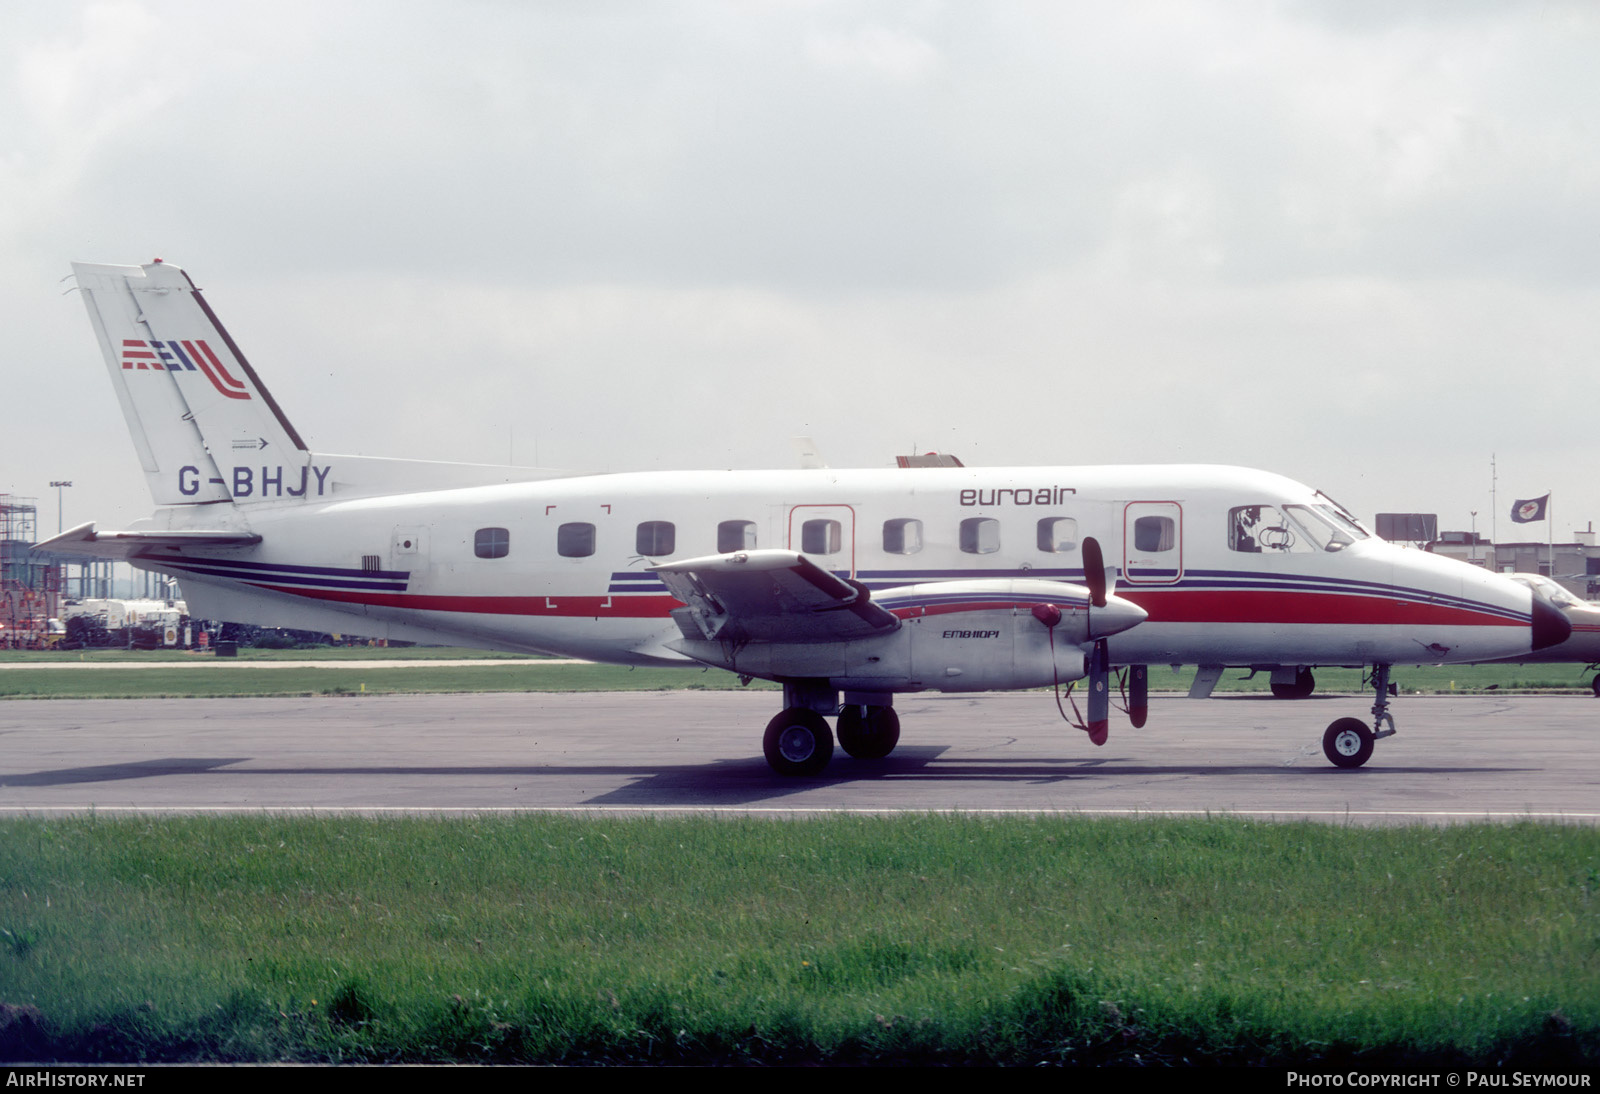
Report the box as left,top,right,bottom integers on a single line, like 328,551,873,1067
1511,494,1549,523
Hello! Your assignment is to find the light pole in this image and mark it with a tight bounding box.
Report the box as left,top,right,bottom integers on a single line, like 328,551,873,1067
48,481,71,535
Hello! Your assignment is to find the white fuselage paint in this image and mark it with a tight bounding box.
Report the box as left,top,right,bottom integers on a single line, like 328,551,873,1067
135,462,1540,679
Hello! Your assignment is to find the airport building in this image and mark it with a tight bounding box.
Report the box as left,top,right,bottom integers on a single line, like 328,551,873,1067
1428,528,1600,599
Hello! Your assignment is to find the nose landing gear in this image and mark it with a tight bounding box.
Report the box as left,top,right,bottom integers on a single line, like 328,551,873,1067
1321,663,1397,769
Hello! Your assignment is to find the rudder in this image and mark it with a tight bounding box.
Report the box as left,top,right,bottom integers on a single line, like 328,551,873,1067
71,259,311,507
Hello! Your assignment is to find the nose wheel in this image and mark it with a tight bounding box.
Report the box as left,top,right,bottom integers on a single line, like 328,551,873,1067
1323,717,1374,768
1321,663,1396,769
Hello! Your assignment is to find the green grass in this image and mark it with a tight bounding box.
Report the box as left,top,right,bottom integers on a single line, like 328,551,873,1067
0,815,1596,1064
0,647,533,663
0,656,1589,700
1156,663,1600,695
0,662,765,699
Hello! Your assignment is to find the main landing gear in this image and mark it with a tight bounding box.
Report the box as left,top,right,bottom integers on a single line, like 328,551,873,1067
1321,662,1397,769
1270,666,1316,699
762,682,901,776
836,704,901,760
763,708,834,776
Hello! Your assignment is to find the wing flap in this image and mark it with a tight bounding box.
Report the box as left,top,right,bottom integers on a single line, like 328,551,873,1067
650,550,899,643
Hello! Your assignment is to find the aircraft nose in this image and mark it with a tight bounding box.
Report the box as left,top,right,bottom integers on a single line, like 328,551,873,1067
1090,593,1147,639
1531,590,1573,651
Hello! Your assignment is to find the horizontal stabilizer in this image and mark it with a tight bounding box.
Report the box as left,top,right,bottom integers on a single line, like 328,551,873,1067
33,522,261,561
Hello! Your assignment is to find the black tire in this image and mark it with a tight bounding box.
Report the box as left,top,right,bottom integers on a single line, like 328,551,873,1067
1322,717,1374,769
763,708,834,776
1591,675,1600,699
1271,667,1316,700
836,705,901,760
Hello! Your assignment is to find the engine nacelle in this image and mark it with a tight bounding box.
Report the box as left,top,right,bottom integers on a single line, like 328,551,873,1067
667,577,1143,694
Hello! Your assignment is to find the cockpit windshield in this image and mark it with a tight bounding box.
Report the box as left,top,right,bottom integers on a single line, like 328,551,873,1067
1314,491,1372,537
1312,503,1368,543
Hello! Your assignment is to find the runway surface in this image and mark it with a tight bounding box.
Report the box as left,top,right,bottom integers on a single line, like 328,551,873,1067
0,691,1595,822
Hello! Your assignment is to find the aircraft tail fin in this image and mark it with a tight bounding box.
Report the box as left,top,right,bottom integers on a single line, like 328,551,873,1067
71,259,311,507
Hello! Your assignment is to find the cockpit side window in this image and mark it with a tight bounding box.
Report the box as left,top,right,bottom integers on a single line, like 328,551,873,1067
1230,505,1316,554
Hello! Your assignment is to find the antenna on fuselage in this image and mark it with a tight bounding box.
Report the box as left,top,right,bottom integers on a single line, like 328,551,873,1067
792,436,827,469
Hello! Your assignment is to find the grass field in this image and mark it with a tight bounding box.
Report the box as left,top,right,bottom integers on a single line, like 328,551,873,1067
1,814,1596,1065
0,662,768,699
0,646,532,663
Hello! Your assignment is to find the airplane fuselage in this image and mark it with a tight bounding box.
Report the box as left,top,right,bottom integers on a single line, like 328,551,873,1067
135,462,1541,675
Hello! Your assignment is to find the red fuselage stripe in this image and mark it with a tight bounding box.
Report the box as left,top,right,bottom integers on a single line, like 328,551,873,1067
256,584,1524,628
1120,589,1521,628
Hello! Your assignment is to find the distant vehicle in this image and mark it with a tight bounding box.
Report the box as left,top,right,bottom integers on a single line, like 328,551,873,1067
58,598,187,648
42,259,1570,773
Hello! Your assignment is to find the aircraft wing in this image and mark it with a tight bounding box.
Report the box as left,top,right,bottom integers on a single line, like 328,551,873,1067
33,522,262,561
650,550,899,643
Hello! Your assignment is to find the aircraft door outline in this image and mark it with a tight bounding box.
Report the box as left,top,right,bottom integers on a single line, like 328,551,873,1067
787,504,857,578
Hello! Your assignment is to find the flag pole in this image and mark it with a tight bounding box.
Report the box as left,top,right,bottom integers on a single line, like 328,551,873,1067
1548,492,1554,580
1490,453,1497,561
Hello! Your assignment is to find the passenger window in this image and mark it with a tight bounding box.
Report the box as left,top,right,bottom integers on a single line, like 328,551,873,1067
636,520,675,556
557,522,595,558
1036,517,1077,553
718,520,757,553
883,518,923,555
474,527,510,559
960,517,1000,555
802,519,842,555
1134,516,1175,553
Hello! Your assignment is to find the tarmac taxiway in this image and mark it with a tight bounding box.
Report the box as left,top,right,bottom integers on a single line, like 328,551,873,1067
0,691,1595,822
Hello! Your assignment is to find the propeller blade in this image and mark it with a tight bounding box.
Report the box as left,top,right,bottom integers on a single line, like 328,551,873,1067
1082,536,1107,608
1086,638,1110,745
1128,663,1149,729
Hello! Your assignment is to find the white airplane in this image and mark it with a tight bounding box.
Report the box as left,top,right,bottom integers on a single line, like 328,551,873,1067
43,259,1572,775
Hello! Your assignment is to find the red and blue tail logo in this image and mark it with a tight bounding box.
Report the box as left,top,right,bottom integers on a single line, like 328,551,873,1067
119,339,252,401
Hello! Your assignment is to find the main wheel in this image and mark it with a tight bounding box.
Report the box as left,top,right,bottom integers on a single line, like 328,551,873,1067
763,708,834,776
1271,667,1316,699
836,705,901,760
1322,717,1374,769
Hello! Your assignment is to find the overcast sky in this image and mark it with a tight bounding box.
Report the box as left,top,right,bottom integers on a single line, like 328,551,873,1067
6,1,1600,544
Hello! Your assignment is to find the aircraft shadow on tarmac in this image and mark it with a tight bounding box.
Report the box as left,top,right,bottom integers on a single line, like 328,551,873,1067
2,758,250,788
578,752,1535,807
0,752,1534,808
